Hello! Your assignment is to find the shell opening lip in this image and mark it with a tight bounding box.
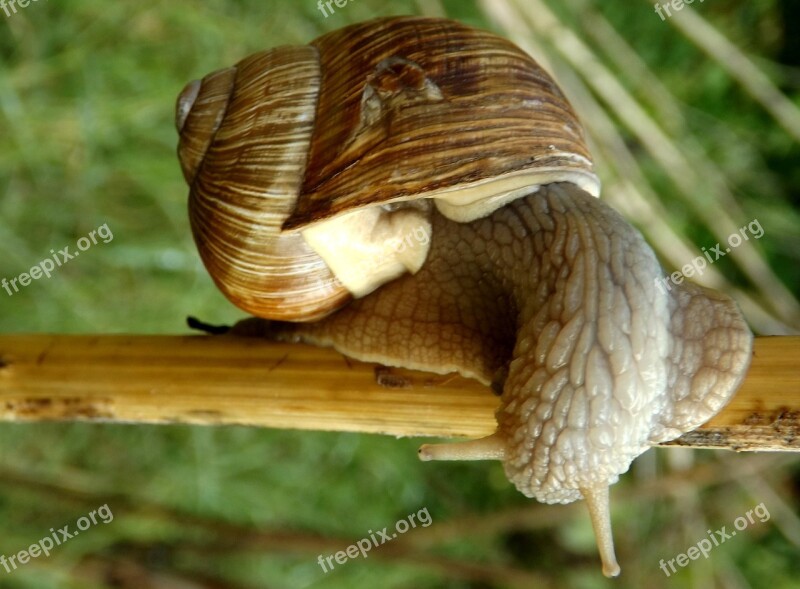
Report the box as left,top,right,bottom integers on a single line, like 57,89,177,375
176,79,202,133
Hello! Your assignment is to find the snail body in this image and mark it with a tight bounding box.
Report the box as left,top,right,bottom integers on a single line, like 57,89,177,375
176,17,753,577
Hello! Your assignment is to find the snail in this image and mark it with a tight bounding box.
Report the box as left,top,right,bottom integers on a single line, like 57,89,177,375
176,16,753,577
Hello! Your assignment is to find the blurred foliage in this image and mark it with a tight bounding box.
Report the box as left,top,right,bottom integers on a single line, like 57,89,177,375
0,0,798,588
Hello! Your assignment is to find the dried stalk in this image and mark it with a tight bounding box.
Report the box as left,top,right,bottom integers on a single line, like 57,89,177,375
0,335,797,451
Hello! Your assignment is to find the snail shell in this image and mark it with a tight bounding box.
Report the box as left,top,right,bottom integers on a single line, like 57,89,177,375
177,16,599,320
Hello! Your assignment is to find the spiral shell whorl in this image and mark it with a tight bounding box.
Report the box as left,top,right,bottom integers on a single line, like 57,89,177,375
184,46,351,321
177,68,236,185
179,16,600,321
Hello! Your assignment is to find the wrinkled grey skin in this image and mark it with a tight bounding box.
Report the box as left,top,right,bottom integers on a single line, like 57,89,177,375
231,183,753,576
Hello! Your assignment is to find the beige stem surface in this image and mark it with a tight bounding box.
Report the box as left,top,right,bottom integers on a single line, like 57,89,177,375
0,335,797,450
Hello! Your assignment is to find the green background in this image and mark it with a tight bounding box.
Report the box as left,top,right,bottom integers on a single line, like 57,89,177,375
1,0,798,587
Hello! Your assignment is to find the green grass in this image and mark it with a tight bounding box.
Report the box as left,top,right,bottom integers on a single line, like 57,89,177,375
1,0,798,587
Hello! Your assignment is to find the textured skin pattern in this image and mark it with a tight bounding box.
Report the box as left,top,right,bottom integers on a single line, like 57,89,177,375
251,183,752,504
653,282,754,442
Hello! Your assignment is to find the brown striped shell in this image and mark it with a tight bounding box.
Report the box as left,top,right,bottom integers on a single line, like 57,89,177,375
177,16,599,321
